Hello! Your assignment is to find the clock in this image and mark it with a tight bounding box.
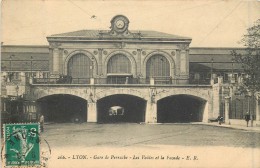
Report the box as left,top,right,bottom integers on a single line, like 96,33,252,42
115,19,125,29
110,15,129,34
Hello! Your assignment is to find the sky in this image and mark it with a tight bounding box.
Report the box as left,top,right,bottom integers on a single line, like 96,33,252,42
1,0,260,47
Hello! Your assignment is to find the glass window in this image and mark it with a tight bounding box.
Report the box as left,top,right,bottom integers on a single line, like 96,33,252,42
68,54,92,79
107,54,131,74
146,55,170,77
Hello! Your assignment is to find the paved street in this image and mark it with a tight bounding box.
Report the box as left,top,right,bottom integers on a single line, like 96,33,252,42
42,123,260,148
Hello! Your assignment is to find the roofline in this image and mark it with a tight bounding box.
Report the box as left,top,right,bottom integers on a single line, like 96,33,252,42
190,47,246,50
46,37,192,43
1,45,49,48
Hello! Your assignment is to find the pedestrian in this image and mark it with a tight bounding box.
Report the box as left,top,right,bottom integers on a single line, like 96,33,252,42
217,116,223,125
245,112,250,127
39,114,44,132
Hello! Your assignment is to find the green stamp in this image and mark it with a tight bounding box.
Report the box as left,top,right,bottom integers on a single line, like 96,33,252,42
4,123,40,166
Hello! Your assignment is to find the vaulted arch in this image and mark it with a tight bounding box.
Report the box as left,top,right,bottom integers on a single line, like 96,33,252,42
103,50,137,77
64,50,97,78
143,51,175,78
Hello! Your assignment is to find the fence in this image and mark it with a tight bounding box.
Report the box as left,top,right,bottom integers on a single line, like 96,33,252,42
33,77,211,85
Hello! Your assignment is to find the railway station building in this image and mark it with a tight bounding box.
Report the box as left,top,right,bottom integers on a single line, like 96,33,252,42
1,15,260,125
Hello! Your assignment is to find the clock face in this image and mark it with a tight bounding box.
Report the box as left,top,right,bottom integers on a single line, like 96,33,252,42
116,20,125,29
111,15,129,33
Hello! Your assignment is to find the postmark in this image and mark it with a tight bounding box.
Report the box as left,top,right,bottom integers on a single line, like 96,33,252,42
3,123,40,166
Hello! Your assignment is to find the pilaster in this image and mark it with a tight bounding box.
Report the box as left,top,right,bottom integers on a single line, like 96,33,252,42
87,102,97,122
137,49,142,76
52,48,60,74
98,48,103,75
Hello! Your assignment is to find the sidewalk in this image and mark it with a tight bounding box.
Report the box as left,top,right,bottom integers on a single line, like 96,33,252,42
201,122,260,132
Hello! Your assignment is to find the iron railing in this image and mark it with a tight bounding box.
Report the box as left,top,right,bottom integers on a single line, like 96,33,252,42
32,77,211,85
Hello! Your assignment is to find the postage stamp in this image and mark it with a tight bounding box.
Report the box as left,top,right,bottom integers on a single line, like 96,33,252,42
3,123,40,166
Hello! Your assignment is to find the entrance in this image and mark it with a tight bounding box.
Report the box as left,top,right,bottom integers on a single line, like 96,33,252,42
97,94,146,123
36,94,87,123
157,95,206,123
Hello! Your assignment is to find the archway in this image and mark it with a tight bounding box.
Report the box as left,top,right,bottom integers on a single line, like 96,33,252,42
146,54,170,84
67,53,92,83
107,54,132,84
97,94,146,123
157,95,206,123
36,94,87,123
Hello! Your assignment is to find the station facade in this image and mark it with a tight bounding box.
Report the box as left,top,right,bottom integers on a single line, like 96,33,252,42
1,15,260,125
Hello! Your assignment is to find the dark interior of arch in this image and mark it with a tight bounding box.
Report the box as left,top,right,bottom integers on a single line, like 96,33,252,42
97,94,146,123
36,94,87,123
157,95,206,123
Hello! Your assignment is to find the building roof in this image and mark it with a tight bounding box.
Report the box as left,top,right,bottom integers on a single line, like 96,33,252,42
1,45,245,72
48,30,191,42
1,45,49,71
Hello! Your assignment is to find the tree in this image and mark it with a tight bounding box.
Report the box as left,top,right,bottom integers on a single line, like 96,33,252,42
231,19,260,94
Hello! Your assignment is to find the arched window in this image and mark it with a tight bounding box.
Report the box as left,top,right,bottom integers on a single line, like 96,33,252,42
68,54,92,79
146,55,170,78
107,54,131,74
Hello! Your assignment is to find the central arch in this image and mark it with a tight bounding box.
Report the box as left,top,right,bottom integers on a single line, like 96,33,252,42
97,94,147,123
103,50,137,77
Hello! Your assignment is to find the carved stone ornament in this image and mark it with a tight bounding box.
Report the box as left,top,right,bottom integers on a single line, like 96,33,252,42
93,50,98,55
171,51,176,56
114,42,126,49
177,44,189,50
64,50,68,55
50,42,61,48
132,51,137,55
142,51,146,56
103,50,108,55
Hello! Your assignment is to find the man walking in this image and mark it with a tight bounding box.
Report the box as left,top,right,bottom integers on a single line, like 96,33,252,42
245,112,250,127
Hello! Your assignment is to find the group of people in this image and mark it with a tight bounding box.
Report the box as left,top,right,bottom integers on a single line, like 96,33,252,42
217,112,251,127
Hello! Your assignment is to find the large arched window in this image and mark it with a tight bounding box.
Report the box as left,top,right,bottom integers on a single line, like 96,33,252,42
67,54,92,79
107,54,131,74
146,54,170,78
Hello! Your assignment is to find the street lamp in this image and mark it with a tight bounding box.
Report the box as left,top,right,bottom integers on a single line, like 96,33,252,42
30,56,33,77
15,85,19,97
211,58,214,80
246,91,253,127
9,55,15,71
231,60,234,79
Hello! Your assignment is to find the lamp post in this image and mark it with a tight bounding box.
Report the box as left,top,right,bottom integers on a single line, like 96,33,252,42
30,56,33,77
211,58,214,80
246,91,253,127
9,55,15,82
210,58,214,85
15,85,19,98
231,60,234,79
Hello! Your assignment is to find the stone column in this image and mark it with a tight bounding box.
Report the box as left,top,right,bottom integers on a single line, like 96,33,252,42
145,102,157,123
145,88,157,123
87,102,97,122
224,96,231,124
